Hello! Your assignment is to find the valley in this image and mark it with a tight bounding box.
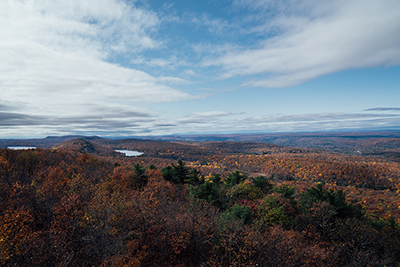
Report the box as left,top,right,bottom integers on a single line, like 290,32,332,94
1,131,400,266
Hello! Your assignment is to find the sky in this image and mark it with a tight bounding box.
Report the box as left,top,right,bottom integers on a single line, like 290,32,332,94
1,0,400,138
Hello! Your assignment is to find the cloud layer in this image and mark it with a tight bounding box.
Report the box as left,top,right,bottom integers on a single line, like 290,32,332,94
0,0,193,136
209,0,400,87
1,0,399,137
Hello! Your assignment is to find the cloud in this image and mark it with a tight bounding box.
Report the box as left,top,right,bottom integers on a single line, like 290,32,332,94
157,76,191,85
159,112,400,135
1,0,161,55
0,104,14,112
0,105,154,128
187,111,233,118
0,0,194,136
175,111,233,125
153,123,177,127
194,14,234,36
208,0,400,87
0,106,158,138
1,0,399,138
224,112,400,133
243,113,399,123
0,112,44,126
131,56,190,69
364,107,400,112
2,108,398,137
181,69,197,77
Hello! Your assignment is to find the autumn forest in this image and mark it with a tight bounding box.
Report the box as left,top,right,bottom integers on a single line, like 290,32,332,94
1,133,400,266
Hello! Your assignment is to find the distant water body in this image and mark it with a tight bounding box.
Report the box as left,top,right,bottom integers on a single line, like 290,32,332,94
7,146,37,150
115,150,143,157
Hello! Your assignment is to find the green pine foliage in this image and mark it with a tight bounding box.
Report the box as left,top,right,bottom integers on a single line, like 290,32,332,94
1,150,399,266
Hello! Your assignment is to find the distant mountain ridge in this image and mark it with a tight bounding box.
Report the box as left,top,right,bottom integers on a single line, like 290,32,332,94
1,131,400,161
0,135,87,149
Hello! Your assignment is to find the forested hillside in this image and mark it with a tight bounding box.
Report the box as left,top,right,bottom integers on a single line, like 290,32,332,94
1,138,400,266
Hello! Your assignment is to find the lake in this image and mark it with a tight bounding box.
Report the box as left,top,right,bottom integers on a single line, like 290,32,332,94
115,150,144,157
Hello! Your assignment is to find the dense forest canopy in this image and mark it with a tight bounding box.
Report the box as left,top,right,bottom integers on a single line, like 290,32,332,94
1,135,400,266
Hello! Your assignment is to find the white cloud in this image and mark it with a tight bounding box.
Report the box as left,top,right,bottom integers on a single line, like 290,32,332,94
187,111,233,118
181,69,197,77
365,107,400,112
1,0,161,55
0,43,192,111
175,111,233,124
242,113,399,123
1,0,399,137
157,76,191,85
196,14,234,36
151,111,400,135
131,56,190,69
0,0,193,134
210,0,400,87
